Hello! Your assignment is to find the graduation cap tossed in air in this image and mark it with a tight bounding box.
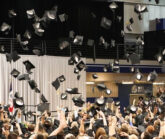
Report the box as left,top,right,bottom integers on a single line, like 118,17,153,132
23,60,35,73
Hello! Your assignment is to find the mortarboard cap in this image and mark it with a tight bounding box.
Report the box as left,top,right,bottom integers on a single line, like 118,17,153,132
0,22,11,33
11,51,21,62
11,69,20,78
23,60,35,73
34,88,40,93
126,24,133,32
100,17,112,29
76,61,85,71
58,75,65,82
77,75,81,80
97,83,106,91
26,9,35,19
40,94,48,103
95,96,105,106
59,13,68,22
73,36,83,45
130,105,137,113
92,73,98,79
115,101,120,106
129,18,134,24
8,9,17,18
66,88,80,94
52,78,60,90
61,93,67,100
72,96,85,107
17,74,30,81
6,53,12,62
28,80,37,90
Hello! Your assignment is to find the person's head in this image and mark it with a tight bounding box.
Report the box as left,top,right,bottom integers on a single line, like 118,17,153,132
44,120,52,129
7,132,21,139
136,108,142,115
95,127,107,139
34,133,48,139
129,134,138,139
120,123,129,133
142,131,152,139
98,135,109,139
64,133,76,139
146,125,155,134
28,123,35,132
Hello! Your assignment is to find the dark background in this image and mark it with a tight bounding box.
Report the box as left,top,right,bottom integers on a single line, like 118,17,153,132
0,0,124,59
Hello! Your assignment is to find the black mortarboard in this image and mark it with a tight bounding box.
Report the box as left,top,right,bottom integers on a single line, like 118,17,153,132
77,75,81,80
74,68,79,74
97,83,106,91
59,13,68,22
95,97,105,106
66,88,80,94
92,73,98,79
6,53,12,62
0,22,11,33
139,96,143,100
28,80,37,90
40,94,48,103
100,17,112,29
52,78,60,90
6,51,20,62
23,60,35,73
76,61,85,71
58,75,65,82
61,93,67,100
105,89,111,95
11,51,21,62
129,18,134,24
17,74,30,81
130,105,137,113
8,9,17,18
13,97,24,109
73,36,83,45
11,69,20,78
147,71,157,82
34,88,40,93
26,9,35,19
68,58,74,65
88,106,97,117
115,101,120,106
59,39,70,50
144,100,149,106
126,24,133,31
129,53,140,65
72,96,85,107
